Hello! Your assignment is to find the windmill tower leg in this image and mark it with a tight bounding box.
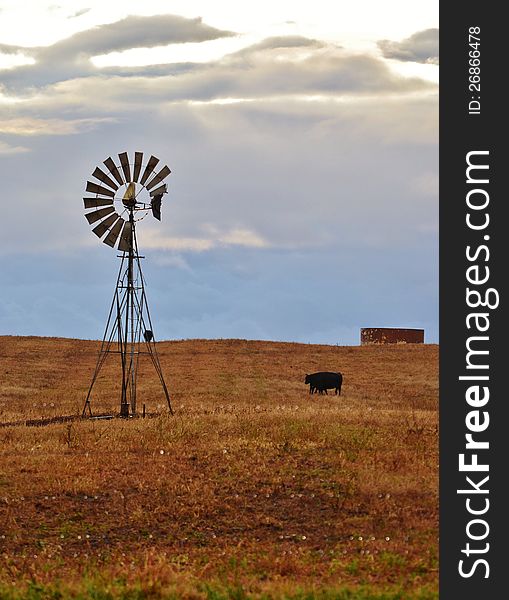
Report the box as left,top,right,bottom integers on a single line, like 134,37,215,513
120,208,134,417
82,257,126,418
129,220,173,416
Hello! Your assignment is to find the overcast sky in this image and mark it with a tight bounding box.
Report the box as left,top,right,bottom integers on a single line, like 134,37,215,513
0,1,438,345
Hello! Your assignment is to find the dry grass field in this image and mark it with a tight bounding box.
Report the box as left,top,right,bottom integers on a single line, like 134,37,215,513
0,336,438,599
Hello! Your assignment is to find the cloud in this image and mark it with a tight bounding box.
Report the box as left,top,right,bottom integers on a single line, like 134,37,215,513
192,40,433,100
378,28,439,64
41,14,234,57
2,38,434,114
0,14,235,88
139,227,269,252
0,18,438,345
152,253,191,271
411,172,439,197
0,140,29,154
0,44,26,55
68,8,91,19
0,53,34,71
231,35,327,56
0,117,116,136
0,92,437,258
218,228,267,248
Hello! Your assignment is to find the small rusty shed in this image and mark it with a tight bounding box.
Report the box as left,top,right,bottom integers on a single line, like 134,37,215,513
360,327,425,345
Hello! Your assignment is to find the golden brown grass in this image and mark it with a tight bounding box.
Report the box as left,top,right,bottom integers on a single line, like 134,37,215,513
0,336,438,599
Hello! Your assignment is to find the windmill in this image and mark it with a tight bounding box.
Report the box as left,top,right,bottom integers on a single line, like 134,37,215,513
82,152,173,418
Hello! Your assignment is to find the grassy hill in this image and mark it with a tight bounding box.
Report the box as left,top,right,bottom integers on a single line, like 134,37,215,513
0,337,438,599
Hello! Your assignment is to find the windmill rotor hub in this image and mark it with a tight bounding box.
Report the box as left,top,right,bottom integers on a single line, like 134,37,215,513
122,182,137,209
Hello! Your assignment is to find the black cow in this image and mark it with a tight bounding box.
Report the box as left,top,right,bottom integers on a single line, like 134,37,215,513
305,372,342,395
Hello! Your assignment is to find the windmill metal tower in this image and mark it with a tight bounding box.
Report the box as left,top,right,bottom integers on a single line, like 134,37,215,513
82,152,173,418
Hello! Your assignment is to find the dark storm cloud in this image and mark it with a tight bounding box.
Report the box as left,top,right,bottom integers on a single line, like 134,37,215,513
378,28,439,64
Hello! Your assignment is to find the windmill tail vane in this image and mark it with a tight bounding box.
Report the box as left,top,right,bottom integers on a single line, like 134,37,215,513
82,152,173,419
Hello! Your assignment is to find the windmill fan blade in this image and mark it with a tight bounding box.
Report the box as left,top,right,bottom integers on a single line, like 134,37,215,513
146,166,171,191
139,155,160,186
84,198,113,209
92,213,119,238
151,194,162,221
119,152,131,183
85,206,116,224
86,181,115,198
133,152,143,182
92,167,119,191
84,152,170,255
104,157,124,186
103,218,124,247
149,183,167,197
117,221,132,252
